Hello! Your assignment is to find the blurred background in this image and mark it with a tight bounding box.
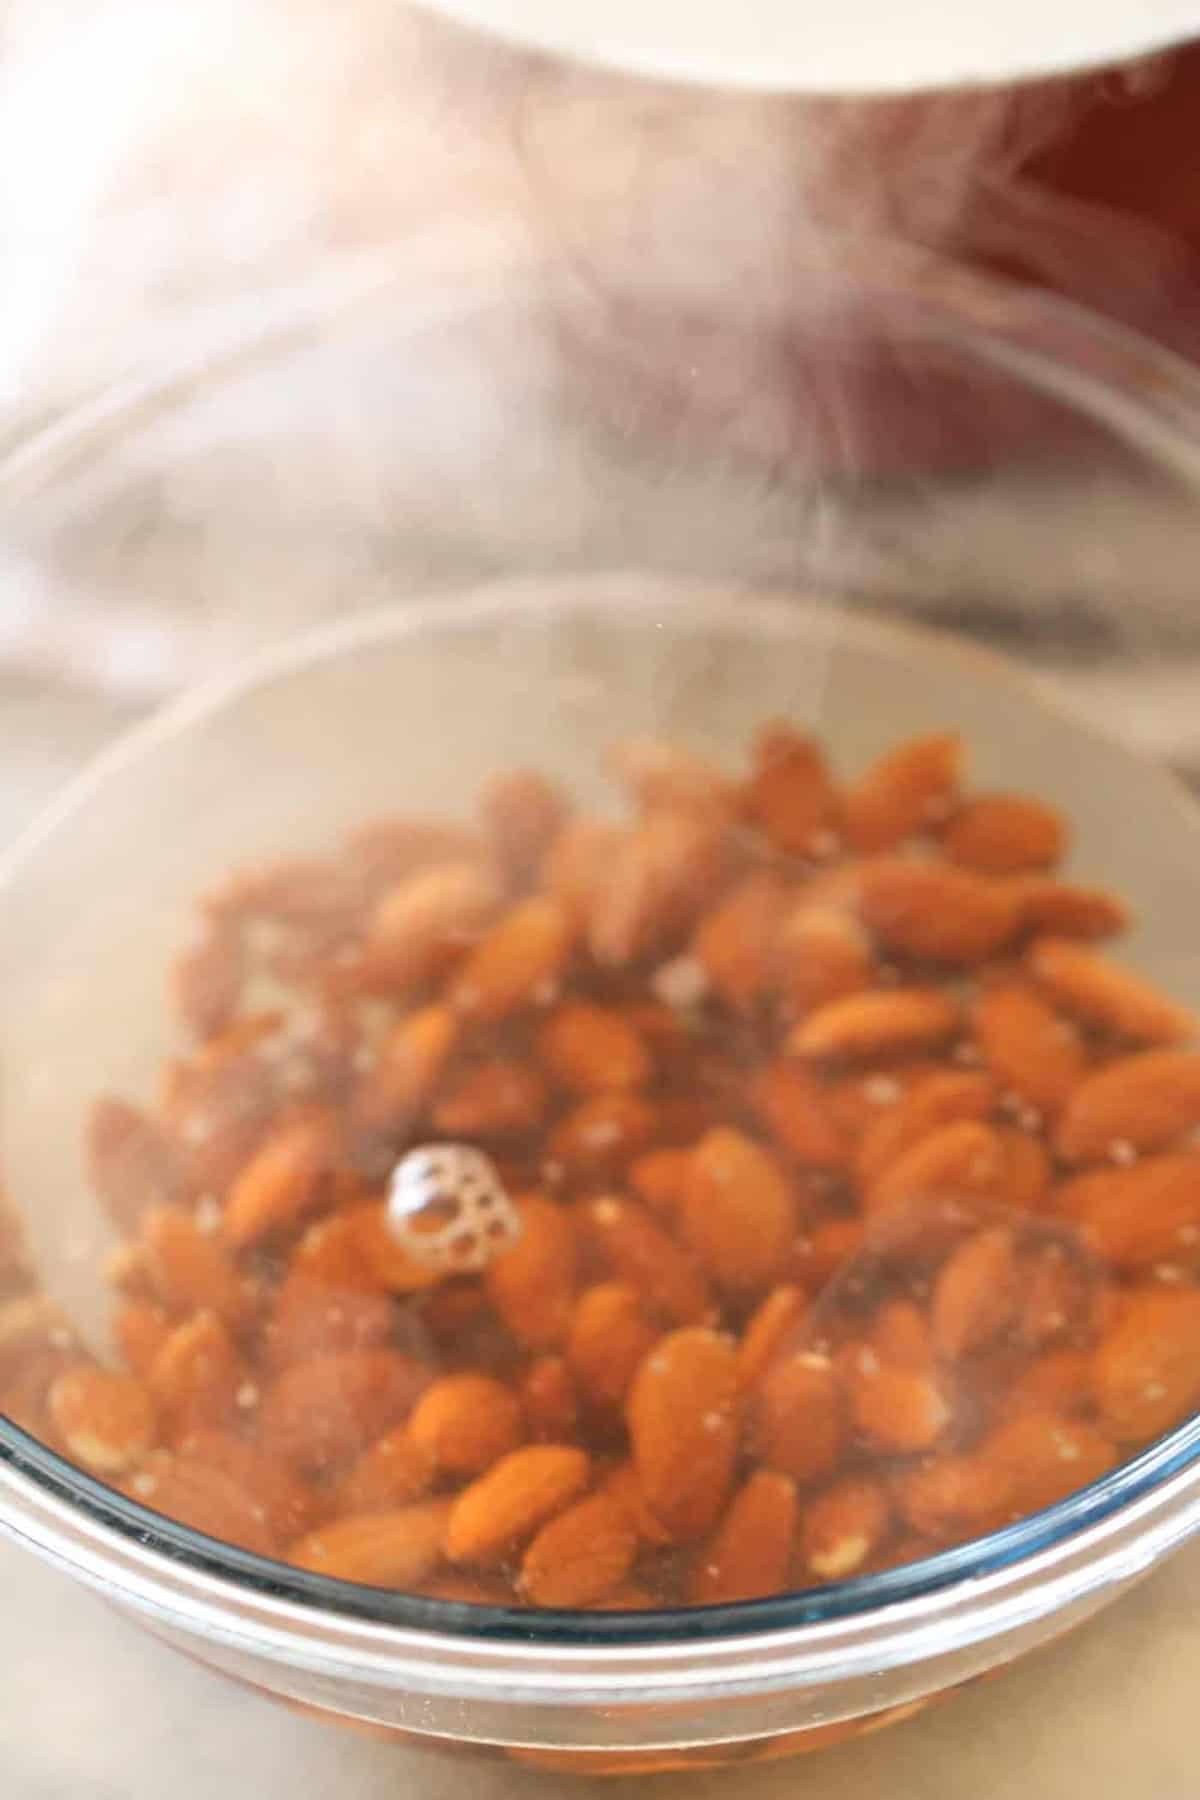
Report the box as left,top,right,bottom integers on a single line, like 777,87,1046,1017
3,3,1200,843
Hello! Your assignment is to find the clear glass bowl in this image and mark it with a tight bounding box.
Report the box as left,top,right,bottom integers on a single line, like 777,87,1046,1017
5,258,1200,1772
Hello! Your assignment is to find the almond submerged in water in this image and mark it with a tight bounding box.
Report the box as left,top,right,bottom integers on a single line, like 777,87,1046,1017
25,713,1191,1616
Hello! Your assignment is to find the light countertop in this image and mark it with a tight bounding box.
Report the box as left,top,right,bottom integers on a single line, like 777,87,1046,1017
3,1533,1200,1798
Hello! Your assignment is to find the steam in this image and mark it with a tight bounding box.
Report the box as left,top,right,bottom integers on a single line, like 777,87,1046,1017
0,2,1195,697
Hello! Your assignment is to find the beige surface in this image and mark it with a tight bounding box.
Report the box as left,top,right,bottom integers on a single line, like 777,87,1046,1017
1,1532,1198,1798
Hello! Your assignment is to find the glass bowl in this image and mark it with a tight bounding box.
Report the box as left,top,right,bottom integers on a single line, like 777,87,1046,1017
4,579,1200,1772
6,247,1200,1770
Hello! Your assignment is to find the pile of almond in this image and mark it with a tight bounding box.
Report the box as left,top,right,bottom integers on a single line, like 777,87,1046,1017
4,723,1200,1610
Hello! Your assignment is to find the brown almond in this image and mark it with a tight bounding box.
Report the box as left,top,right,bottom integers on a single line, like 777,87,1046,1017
854,859,1020,964
930,1226,1019,1359
856,1070,995,1186
680,1128,796,1292
581,1196,711,1326
588,812,727,968
521,1492,639,1607
485,1196,578,1350
737,1286,808,1392
753,1349,844,1486
775,905,875,1019
537,1002,651,1095
842,733,961,852
974,982,1085,1118
445,1444,591,1567
799,1475,893,1581
432,1058,547,1138
692,872,788,1012
1014,879,1128,941
1030,938,1194,1047
567,1283,659,1409
259,1349,430,1474
289,1501,451,1587
749,1060,850,1168
627,1327,740,1541
48,1364,156,1474
480,769,567,876
363,861,500,989
608,737,733,817
222,1110,337,1250
789,989,961,1063
141,1205,250,1328
87,1097,180,1235
451,896,575,1022
865,1120,1006,1218
350,1004,458,1138
942,793,1065,875
689,1470,798,1604
408,1374,525,1477
743,725,839,856
1056,1154,1200,1268
1055,1050,1200,1163
1092,1287,1200,1441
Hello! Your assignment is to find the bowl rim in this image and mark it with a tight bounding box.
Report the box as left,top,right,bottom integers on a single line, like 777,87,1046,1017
4,576,1200,1680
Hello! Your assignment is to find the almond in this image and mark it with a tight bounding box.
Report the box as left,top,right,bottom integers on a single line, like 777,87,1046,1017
942,793,1065,875
854,858,1020,964
893,1452,1012,1541
978,1410,1116,1514
629,1148,691,1218
749,1060,849,1168
627,1327,740,1541
451,896,575,1021
567,1283,659,1408
689,1470,798,1604
588,812,727,967
680,1128,796,1292
974,982,1085,1117
521,1491,639,1606
580,1196,711,1326
1014,879,1128,941
543,819,623,924
1056,1154,1200,1269
537,1002,651,1095
692,872,788,1011
753,1349,844,1485
112,1300,172,1380
350,1004,458,1138
289,1500,451,1587
519,1356,579,1442
445,1444,591,1567
930,1226,1019,1359
775,905,875,1018
1030,939,1193,1046
172,917,243,1040
485,1196,578,1349
848,1352,952,1453
432,1059,548,1138
222,1110,337,1250
799,1475,892,1581
362,861,499,989
179,1427,322,1540
331,1428,437,1515
789,989,961,1063
148,1310,246,1437
547,1093,657,1183
743,725,838,856
408,1374,525,1477
856,1070,995,1186
842,733,961,852
141,1205,250,1328
48,1364,156,1474
1091,1286,1200,1440
737,1286,808,1392
865,1120,1006,1219
258,1349,429,1474
128,1451,274,1555
1055,1049,1200,1163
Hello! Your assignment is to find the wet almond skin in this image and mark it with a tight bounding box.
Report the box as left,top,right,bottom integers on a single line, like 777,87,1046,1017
13,721,1188,1613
